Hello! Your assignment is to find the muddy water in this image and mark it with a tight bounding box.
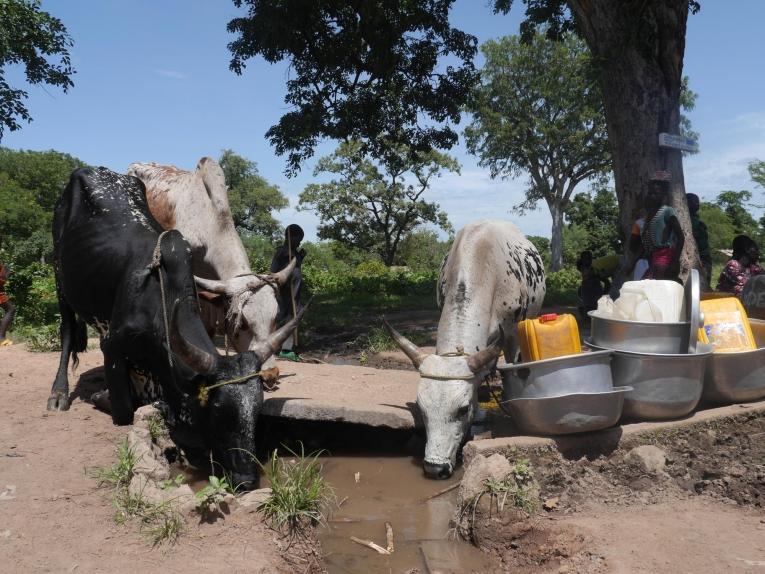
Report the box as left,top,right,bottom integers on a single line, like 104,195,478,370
319,456,494,573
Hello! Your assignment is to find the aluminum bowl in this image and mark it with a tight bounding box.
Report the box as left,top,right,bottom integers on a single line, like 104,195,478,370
504,388,631,436
498,350,614,401
585,340,712,420
703,318,765,404
588,313,691,354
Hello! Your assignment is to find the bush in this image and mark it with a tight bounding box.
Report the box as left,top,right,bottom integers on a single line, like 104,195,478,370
5,261,58,326
19,323,61,352
544,268,581,306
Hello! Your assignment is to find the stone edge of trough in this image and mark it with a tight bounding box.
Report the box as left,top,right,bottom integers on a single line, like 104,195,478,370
463,399,765,465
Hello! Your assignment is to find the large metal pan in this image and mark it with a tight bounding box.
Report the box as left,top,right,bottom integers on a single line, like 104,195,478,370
588,269,701,354
504,388,631,436
585,340,711,420
703,318,765,404
498,350,614,401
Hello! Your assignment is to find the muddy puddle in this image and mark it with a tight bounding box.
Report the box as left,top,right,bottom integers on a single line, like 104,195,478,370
319,456,494,573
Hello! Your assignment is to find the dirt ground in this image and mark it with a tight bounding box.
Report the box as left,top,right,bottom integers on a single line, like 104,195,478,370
462,409,765,573
0,342,319,573
3,342,765,573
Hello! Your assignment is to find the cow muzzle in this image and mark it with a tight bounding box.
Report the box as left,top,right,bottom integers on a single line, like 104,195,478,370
423,460,453,480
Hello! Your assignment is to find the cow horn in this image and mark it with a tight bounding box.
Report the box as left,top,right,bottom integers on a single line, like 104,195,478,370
250,299,311,361
271,257,298,287
383,319,426,368
466,326,505,373
194,276,229,295
169,300,217,374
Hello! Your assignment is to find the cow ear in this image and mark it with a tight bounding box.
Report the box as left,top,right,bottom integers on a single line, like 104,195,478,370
466,326,505,373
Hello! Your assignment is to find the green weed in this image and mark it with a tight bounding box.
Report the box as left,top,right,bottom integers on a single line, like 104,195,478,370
257,444,332,533
91,439,137,490
146,412,168,442
195,475,234,516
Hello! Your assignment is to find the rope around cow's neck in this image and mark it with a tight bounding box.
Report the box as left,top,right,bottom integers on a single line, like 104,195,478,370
150,231,174,368
197,370,266,406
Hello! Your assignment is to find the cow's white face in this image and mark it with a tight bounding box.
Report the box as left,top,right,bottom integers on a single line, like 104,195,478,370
230,286,281,368
416,355,478,479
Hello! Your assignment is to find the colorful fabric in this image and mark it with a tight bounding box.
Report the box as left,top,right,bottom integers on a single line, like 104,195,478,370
642,206,677,252
717,260,764,296
643,247,676,280
0,264,7,305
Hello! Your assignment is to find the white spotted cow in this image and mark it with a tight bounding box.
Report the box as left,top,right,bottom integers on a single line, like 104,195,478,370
127,158,295,366
386,219,546,479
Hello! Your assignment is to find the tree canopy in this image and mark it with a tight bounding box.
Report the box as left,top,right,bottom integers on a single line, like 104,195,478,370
465,31,610,270
298,140,455,265
0,0,75,141
0,147,85,262
750,159,765,190
218,149,288,240
226,0,477,174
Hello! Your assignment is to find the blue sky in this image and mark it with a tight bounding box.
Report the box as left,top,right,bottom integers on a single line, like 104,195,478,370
4,1,765,241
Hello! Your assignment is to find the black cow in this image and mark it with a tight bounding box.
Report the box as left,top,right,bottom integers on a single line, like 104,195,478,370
47,167,302,489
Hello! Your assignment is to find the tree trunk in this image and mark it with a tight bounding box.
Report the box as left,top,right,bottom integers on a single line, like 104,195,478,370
567,0,701,283
549,202,565,272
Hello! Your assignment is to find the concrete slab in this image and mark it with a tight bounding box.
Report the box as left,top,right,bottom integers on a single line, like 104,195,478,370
464,399,765,463
263,359,421,429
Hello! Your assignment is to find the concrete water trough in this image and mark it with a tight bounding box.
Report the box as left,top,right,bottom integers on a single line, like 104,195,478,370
703,318,765,404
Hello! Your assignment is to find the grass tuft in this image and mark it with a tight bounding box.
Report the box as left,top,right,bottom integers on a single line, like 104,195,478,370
257,443,332,533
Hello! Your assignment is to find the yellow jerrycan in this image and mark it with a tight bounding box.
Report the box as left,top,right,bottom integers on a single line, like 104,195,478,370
518,313,581,362
699,297,756,353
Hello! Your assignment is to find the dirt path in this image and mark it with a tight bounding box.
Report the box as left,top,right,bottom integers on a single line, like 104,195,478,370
0,343,303,573
565,498,765,573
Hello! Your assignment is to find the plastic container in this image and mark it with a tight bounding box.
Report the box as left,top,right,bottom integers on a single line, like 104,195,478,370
518,313,581,361
615,280,685,322
698,297,756,353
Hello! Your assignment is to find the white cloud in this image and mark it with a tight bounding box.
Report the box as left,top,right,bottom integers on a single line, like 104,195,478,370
154,69,187,80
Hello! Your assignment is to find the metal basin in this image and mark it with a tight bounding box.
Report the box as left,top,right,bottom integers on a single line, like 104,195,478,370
703,318,765,404
498,350,614,401
585,341,712,420
504,388,631,436
588,313,691,354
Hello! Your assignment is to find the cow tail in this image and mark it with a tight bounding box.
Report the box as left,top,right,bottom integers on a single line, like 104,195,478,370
71,318,88,369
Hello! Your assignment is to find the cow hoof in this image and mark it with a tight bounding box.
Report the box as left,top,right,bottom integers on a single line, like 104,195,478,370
47,392,70,411
90,390,112,413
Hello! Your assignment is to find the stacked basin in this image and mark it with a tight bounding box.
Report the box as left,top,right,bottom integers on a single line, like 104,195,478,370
702,317,765,404
497,350,632,435
585,270,711,420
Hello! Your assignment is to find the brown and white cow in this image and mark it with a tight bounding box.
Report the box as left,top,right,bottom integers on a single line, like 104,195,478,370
127,158,294,366
385,219,546,478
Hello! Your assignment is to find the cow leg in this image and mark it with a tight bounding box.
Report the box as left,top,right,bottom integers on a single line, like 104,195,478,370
101,341,136,425
47,297,83,411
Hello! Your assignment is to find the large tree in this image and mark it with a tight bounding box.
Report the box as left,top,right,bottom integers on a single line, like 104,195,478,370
465,32,610,270
218,149,288,240
0,0,75,141
564,185,621,259
298,140,455,265
227,0,477,175
750,160,765,190
494,0,702,278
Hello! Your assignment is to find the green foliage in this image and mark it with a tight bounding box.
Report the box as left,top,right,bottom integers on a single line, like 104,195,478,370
395,229,452,272
91,440,183,546
482,458,538,514
750,160,765,190
159,475,186,491
679,76,700,155
146,412,168,443
699,202,736,258
91,439,137,491
241,233,276,273
715,190,758,236
465,31,610,270
526,236,551,269
544,268,580,306
564,185,621,258
227,0,477,173
18,322,60,352
0,1,75,140
257,445,331,532
195,475,234,516
299,140,455,265
219,149,288,240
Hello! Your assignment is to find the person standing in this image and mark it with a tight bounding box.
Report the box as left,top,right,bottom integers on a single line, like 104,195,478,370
0,260,15,346
686,193,712,287
270,224,306,358
639,175,685,282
